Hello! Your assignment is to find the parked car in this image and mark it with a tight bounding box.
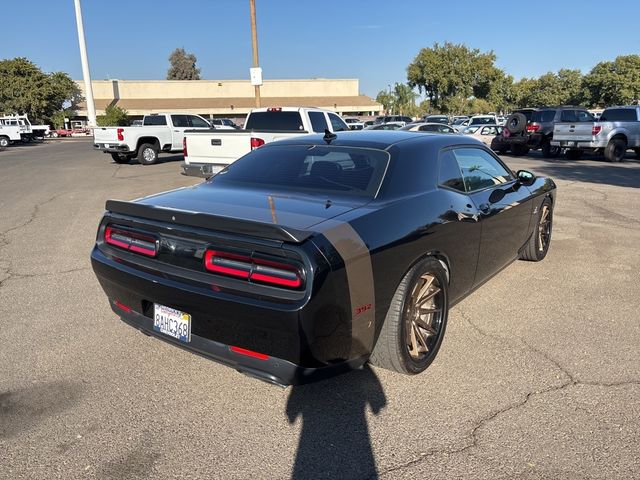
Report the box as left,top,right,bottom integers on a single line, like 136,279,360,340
423,115,450,125
209,118,241,130
91,130,556,385
462,124,503,147
551,105,640,161
93,113,213,165
363,120,376,128
344,117,365,130
363,122,404,130
400,122,456,133
131,120,143,126
183,107,350,177
494,107,594,157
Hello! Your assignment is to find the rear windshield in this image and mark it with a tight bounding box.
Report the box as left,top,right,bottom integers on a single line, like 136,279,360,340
213,144,390,198
245,111,305,131
143,115,167,126
600,108,638,122
531,110,555,123
470,117,493,125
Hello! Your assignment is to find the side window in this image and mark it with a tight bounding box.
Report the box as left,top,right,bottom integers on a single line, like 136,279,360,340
211,119,221,125
480,126,495,135
453,148,513,192
171,115,189,127
419,124,436,132
438,150,465,192
188,116,210,128
560,110,578,122
328,114,349,132
309,111,329,133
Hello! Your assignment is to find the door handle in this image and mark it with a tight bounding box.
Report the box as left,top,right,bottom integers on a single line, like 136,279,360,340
174,130,180,132
478,203,490,214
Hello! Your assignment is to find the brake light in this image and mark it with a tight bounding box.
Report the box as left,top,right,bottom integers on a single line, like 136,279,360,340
250,137,265,150
104,225,158,257
204,250,303,288
230,346,269,361
526,124,540,133
114,300,132,313
183,136,188,157
117,128,124,141
266,107,282,112
592,125,602,135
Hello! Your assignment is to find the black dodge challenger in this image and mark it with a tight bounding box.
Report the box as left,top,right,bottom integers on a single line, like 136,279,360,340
91,130,556,385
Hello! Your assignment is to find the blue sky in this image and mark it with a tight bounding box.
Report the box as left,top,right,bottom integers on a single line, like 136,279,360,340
4,0,640,97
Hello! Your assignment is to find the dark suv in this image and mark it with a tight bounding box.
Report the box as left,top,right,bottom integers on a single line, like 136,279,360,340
493,106,595,157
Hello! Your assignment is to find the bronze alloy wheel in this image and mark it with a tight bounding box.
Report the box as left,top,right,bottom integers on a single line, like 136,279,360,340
404,273,444,361
538,204,552,253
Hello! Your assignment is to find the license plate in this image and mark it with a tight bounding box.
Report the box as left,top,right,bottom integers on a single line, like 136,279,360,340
562,141,576,147
153,304,191,343
104,143,110,148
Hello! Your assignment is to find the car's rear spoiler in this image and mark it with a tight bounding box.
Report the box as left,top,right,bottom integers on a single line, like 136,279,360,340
105,200,314,243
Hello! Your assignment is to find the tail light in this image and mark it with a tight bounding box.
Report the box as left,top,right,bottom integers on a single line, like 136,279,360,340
503,128,511,138
104,225,158,257
183,136,188,157
592,125,602,135
526,124,540,133
266,107,282,112
117,128,124,141
250,137,265,150
204,250,303,289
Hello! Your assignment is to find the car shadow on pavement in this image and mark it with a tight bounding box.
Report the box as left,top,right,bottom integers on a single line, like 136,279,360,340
286,364,387,480
110,154,184,166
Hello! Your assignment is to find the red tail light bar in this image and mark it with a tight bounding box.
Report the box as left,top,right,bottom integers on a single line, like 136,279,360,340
104,225,158,257
526,124,540,133
204,250,303,289
592,125,602,135
183,136,188,157
117,128,124,141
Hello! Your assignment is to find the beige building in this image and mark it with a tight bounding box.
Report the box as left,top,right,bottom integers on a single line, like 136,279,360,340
76,78,382,120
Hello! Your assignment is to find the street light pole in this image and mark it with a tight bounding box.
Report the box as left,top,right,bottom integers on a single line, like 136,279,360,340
73,0,96,127
249,0,261,108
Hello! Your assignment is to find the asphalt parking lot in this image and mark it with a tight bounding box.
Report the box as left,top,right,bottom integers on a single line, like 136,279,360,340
1,138,639,480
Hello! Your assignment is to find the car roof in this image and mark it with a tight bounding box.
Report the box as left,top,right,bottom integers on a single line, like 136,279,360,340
264,130,483,151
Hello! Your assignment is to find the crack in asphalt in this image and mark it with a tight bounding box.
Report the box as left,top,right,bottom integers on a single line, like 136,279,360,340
0,193,77,292
375,308,640,479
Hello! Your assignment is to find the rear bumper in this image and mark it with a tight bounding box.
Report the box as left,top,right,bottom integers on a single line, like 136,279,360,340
180,161,226,178
94,143,131,153
550,139,602,149
91,246,364,385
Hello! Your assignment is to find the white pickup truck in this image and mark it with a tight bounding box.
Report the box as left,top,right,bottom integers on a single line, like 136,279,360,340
182,107,350,177
93,113,212,165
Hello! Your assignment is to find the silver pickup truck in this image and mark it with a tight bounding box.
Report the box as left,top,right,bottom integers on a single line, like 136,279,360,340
551,106,640,162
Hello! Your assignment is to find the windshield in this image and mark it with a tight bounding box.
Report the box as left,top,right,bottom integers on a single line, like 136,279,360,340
213,144,390,198
470,117,493,125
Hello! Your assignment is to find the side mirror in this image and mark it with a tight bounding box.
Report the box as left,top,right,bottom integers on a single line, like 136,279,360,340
516,169,536,186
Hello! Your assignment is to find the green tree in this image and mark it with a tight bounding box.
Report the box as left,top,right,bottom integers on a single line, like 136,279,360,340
392,83,418,116
97,105,129,126
407,42,501,112
167,48,201,80
375,90,394,114
583,55,640,107
0,57,82,123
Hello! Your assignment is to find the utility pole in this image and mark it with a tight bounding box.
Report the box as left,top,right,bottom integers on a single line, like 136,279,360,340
249,0,261,108
73,0,96,127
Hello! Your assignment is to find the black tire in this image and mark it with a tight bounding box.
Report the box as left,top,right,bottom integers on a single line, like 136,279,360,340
565,149,583,160
110,153,131,164
506,112,527,134
490,137,508,155
137,143,159,165
369,257,449,375
0,136,9,148
511,144,530,156
604,138,626,163
541,138,560,158
520,197,553,262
